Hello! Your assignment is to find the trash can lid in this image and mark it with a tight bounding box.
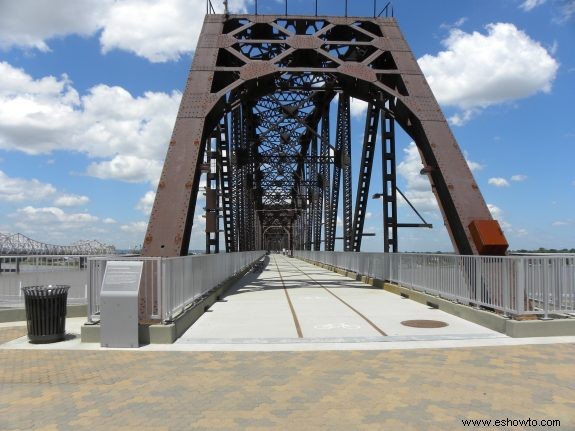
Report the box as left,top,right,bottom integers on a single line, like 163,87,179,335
21,285,70,293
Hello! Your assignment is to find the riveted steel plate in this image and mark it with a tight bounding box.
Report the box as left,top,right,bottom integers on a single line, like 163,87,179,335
338,63,377,82
373,37,390,51
329,17,355,25
407,96,444,122
179,94,220,118
287,35,324,50
217,34,238,48
392,51,421,73
388,38,409,51
197,34,220,49
252,15,276,24
240,61,277,80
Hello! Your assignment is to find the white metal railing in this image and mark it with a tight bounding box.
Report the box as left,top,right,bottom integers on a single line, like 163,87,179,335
162,251,264,321
0,255,93,307
294,251,575,318
87,251,265,323
87,256,162,323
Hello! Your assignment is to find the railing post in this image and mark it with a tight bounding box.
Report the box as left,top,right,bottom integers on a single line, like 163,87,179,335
398,253,402,287
541,258,552,320
474,257,481,309
161,258,170,322
515,257,525,316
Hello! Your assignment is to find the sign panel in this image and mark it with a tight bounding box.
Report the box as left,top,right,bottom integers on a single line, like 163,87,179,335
100,261,143,348
101,261,143,293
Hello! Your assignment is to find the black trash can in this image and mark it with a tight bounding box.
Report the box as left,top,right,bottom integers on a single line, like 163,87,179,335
22,285,70,344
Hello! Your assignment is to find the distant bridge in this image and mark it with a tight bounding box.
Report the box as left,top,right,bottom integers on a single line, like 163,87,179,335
0,232,116,256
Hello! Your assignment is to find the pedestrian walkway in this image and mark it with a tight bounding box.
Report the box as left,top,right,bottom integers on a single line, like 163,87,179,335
177,254,502,344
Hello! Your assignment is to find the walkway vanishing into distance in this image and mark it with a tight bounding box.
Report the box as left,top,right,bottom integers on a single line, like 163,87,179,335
178,254,501,344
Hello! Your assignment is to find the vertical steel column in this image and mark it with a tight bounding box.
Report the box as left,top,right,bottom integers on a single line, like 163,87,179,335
205,132,220,254
320,108,331,252
382,107,398,253
305,153,313,250
327,95,348,251
216,115,235,252
231,107,245,251
352,103,380,251
312,135,322,251
244,106,257,251
341,95,353,252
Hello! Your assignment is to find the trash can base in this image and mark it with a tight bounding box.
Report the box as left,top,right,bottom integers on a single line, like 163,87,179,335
28,333,66,344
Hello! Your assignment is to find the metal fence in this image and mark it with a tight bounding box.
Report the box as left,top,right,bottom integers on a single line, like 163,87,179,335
294,251,575,318
0,255,92,307
88,251,265,323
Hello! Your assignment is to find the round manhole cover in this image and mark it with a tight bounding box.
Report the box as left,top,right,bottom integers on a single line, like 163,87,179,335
400,320,448,328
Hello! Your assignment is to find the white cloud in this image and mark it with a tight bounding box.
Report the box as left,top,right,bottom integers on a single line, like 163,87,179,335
53,194,90,207
520,0,575,21
0,0,111,52
397,143,439,213
350,98,368,118
86,155,163,184
0,0,249,62
419,23,558,124
100,0,248,62
12,206,98,224
440,17,468,30
103,218,117,224
487,204,503,220
559,0,575,21
511,174,528,182
0,170,56,202
465,154,484,172
487,203,528,238
120,221,148,233
136,190,156,215
487,204,511,230
397,143,484,214
448,109,479,126
488,177,510,187
552,220,571,226
520,0,548,11
0,62,180,185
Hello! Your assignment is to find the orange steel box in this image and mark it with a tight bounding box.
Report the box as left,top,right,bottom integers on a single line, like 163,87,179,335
468,220,509,255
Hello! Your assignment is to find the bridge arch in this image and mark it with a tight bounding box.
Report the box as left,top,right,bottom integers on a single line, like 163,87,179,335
142,13,507,257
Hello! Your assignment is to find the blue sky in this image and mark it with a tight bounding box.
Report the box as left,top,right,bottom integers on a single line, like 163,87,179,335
0,0,573,252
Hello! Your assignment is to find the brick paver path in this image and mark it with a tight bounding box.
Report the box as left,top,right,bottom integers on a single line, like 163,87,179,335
1,343,573,430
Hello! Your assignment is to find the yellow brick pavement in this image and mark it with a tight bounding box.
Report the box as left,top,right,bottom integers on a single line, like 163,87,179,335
0,342,573,430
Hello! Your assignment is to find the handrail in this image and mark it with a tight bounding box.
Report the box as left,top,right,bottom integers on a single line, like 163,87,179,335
293,251,575,318
207,0,395,18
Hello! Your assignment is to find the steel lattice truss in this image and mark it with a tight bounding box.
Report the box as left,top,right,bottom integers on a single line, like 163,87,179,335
142,14,508,258
0,232,116,256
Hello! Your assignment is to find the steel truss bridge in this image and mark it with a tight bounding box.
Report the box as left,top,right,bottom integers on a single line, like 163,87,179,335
142,7,509,258
0,233,116,256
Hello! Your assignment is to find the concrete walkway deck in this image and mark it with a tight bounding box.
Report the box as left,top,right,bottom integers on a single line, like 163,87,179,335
177,255,502,344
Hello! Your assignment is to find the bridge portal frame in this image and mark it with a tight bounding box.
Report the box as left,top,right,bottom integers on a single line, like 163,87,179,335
142,13,508,258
